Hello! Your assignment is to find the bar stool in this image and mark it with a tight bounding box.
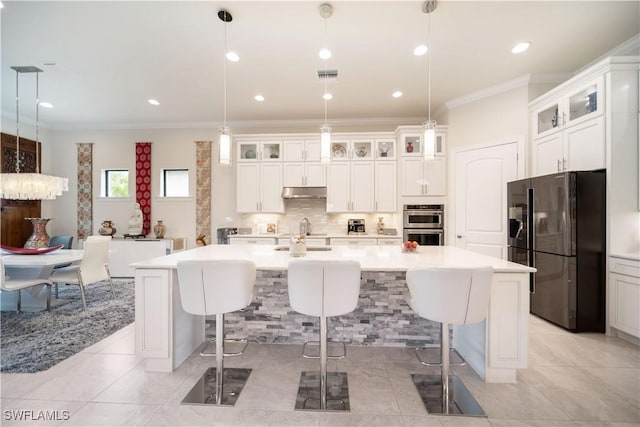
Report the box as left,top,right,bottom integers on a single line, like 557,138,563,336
406,266,493,416
176,259,256,406
288,259,361,411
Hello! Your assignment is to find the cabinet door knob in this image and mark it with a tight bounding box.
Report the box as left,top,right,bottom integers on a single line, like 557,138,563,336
557,160,561,172
457,235,463,239
562,158,567,171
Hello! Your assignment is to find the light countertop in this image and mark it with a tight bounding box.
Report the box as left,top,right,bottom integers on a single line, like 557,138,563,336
131,244,535,273
610,252,640,262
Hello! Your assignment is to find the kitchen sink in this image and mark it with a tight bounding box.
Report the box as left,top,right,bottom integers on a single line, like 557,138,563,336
273,246,332,251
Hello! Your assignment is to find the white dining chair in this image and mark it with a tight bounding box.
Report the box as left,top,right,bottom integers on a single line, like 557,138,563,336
1,256,54,312
49,235,114,310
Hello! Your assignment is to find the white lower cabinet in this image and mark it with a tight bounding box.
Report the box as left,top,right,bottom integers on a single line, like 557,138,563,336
377,238,402,246
230,237,277,245
327,162,374,212
237,163,284,213
609,256,640,338
108,239,172,277
276,237,328,246
401,157,446,196
330,237,375,246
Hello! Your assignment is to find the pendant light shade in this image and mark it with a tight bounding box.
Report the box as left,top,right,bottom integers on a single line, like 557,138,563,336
423,119,437,161
320,124,331,164
219,126,231,166
0,66,69,200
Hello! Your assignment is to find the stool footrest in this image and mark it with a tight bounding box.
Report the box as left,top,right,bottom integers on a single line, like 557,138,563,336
411,374,486,416
415,347,467,367
294,371,350,411
200,339,249,357
302,341,347,359
181,367,252,406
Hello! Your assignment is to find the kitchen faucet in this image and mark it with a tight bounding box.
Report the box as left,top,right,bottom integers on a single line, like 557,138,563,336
299,217,311,236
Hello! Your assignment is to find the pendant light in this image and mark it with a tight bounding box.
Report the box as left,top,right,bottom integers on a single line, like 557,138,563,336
218,9,233,166
0,66,68,200
422,1,437,161
319,3,333,165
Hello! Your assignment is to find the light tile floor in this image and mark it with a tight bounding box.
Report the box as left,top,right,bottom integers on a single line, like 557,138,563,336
1,315,639,426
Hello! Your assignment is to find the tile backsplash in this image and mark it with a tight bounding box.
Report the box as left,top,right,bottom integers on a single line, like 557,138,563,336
239,199,399,235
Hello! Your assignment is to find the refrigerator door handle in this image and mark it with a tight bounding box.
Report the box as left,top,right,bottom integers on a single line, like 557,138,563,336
530,251,536,294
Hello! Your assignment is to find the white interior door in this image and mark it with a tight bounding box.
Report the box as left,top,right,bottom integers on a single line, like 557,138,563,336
454,140,522,259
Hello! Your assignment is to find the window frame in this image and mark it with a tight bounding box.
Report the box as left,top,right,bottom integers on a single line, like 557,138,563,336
102,169,130,198
160,168,190,197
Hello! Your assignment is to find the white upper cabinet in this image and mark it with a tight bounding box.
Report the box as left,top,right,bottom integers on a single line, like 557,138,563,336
327,162,374,212
237,163,284,213
283,140,321,162
283,162,326,187
396,129,446,157
401,157,446,196
375,161,397,212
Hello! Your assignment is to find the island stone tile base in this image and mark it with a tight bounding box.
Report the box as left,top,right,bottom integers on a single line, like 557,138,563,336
294,371,350,412
181,367,252,406
411,374,486,417
206,271,442,347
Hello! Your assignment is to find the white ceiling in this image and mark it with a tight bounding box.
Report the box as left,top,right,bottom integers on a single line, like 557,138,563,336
1,1,639,130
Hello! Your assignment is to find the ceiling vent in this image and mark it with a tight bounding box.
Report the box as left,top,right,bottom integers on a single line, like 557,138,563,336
317,69,339,82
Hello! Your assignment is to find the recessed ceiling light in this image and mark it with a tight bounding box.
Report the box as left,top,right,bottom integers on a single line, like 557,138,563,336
323,93,332,100
392,91,403,98
511,42,530,54
254,95,265,102
148,99,160,106
319,48,332,59
414,45,428,56
39,102,53,108
226,51,240,62
0,2,4,8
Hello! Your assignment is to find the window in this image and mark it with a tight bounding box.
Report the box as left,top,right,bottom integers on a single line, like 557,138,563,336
161,168,189,197
102,169,129,197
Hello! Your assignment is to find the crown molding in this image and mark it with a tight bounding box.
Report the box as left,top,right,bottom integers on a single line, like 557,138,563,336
575,33,640,74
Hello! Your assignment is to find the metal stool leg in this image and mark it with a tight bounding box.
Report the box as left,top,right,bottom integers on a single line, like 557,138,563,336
215,313,224,405
320,315,327,410
441,321,450,414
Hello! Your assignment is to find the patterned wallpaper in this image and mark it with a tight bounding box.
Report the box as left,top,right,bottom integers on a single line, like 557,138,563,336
195,141,212,245
76,143,93,240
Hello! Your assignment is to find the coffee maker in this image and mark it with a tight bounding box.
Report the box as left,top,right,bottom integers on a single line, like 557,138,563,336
347,219,366,234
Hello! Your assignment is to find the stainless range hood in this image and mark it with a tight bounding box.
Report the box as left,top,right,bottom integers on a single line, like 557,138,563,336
281,186,327,199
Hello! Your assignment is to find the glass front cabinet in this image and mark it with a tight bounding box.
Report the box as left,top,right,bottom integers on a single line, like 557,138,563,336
533,76,603,138
238,141,283,161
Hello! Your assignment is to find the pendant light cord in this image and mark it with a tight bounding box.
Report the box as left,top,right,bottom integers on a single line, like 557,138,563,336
323,16,328,125
427,10,431,122
36,71,40,174
14,69,20,173
223,12,228,127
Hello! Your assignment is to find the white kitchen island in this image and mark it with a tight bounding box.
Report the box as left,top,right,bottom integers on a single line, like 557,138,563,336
132,244,534,383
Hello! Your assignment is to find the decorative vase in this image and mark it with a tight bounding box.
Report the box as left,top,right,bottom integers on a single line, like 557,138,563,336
24,218,52,249
153,220,166,238
406,141,414,153
99,220,117,236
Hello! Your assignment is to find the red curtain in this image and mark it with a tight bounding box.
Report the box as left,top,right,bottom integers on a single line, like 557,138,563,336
135,142,152,235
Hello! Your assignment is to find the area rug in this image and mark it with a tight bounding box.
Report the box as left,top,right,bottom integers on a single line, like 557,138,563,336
0,279,134,373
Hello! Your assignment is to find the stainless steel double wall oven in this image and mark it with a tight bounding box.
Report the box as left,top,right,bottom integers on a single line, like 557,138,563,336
403,204,444,246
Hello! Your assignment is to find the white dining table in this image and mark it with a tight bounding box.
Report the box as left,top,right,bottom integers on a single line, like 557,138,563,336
1,249,84,311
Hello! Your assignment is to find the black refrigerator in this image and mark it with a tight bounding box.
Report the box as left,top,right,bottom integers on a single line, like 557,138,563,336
507,170,606,332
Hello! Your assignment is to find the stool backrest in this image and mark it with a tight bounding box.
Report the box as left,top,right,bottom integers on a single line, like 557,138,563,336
49,235,74,249
288,259,361,317
177,259,256,316
406,266,493,325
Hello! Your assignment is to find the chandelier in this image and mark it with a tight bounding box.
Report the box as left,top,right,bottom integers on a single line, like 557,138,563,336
0,66,68,200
